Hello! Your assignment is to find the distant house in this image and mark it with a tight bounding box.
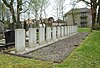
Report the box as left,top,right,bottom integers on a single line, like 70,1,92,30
47,17,67,26
53,19,67,26
22,17,67,29
64,8,91,27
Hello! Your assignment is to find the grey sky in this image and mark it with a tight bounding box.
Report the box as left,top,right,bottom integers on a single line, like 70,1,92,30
46,0,88,18
20,0,88,20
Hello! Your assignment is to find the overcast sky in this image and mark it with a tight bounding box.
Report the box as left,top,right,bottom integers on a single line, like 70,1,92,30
20,0,88,20
46,0,88,18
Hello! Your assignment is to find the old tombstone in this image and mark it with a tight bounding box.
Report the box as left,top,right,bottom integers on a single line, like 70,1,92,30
39,27,45,45
70,26,72,34
68,26,70,36
52,27,56,40
72,26,73,34
46,27,51,42
64,26,67,36
57,26,60,38
66,26,68,36
29,28,37,48
61,26,64,37
69,26,71,35
5,30,15,48
76,26,78,33
15,29,25,52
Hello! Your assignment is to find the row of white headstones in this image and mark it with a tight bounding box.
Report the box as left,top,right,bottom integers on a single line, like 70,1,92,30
15,26,78,53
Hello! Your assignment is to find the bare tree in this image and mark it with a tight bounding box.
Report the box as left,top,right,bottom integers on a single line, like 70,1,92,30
0,2,6,24
29,0,41,20
78,0,100,30
70,0,77,25
53,1,60,22
54,0,66,23
39,0,50,26
29,0,49,27
2,0,29,29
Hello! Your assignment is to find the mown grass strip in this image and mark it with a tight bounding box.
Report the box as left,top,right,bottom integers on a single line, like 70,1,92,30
55,30,100,68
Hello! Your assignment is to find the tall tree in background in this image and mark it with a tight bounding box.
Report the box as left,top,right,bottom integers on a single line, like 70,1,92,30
70,0,77,25
78,0,100,30
54,0,66,23
0,1,10,29
39,0,49,26
2,0,16,29
97,0,100,26
29,0,49,27
53,1,60,21
29,0,41,20
0,2,6,24
2,0,28,29
16,0,23,28
60,0,65,23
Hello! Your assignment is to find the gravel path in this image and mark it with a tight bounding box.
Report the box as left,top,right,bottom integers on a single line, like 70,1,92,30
26,32,89,63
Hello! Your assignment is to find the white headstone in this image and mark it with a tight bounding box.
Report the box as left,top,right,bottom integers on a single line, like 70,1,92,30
72,26,74,33
70,26,72,34
46,27,51,42
69,26,71,35
74,26,76,33
29,28,37,48
73,26,75,33
61,26,64,37
73,26,74,33
15,29,25,53
39,27,45,45
66,26,68,36
68,26,70,36
57,26,60,38
69,26,72,35
75,26,78,33
64,26,67,36
52,27,56,40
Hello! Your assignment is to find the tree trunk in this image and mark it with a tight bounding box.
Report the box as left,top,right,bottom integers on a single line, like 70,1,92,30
92,8,97,29
2,0,23,29
1,4,4,24
16,4,21,28
91,1,97,29
40,6,44,27
97,5,100,26
9,1,16,30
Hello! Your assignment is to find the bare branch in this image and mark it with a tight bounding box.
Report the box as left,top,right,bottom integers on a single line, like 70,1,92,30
0,20,4,24
81,0,91,7
19,1,30,6
19,9,29,14
2,0,10,8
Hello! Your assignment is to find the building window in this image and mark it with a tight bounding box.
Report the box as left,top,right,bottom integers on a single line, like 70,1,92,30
81,17,87,22
80,16,87,27
80,22,87,27
80,12,87,16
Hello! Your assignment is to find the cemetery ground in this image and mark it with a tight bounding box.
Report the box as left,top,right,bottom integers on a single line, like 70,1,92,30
0,28,100,68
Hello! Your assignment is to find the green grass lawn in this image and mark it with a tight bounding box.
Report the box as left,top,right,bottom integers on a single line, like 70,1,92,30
0,28,100,68
78,28,90,32
55,29,100,68
0,54,53,68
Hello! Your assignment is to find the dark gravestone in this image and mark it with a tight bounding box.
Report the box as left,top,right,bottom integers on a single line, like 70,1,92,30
5,30,15,48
